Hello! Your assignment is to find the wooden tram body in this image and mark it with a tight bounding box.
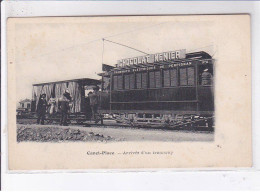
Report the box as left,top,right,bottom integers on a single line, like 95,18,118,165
99,51,214,128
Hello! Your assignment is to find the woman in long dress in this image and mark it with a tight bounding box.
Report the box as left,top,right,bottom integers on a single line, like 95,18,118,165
48,97,56,116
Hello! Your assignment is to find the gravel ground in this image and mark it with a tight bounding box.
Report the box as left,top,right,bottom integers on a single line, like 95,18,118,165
80,125,214,142
17,124,116,142
17,122,214,142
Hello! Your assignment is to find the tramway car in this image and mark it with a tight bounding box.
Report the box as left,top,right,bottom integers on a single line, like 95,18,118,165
98,50,214,129
31,49,214,130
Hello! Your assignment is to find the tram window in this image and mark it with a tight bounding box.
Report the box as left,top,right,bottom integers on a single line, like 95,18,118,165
142,72,147,88
180,68,187,86
124,74,130,90
170,69,178,86
130,73,135,89
133,72,147,89
136,73,142,89
149,72,155,88
113,75,123,90
117,75,123,90
180,67,195,86
113,75,118,90
163,70,170,87
187,67,195,85
155,71,161,88
149,71,161,88
164,69,178,87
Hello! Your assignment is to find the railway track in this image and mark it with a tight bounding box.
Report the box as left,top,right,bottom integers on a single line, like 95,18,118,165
17,116,214,132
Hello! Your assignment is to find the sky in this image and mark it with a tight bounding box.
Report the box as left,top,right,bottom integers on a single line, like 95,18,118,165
13,16,215,103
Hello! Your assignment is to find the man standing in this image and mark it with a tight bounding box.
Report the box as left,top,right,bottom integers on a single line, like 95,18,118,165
59,90,71,126
201,68,212,85
37,94,47,125
85,91,93,120
89,86,100,122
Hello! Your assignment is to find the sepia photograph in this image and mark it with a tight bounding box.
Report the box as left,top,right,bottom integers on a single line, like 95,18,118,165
15,17,215,143
7,15,251,170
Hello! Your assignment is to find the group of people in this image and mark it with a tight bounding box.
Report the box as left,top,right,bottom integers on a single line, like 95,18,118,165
36,89,72,126
36,86,100,126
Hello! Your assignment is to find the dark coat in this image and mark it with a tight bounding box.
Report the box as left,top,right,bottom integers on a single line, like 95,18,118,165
37,97,47,114
64,92,72,101
59,95,70,113
85,97,92,119
201,71,212,85
89,92,99,106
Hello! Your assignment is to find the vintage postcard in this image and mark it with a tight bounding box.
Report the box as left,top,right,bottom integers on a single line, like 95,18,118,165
7,15,251,170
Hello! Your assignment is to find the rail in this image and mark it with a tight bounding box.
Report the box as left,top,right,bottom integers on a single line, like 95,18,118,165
110,100,198,104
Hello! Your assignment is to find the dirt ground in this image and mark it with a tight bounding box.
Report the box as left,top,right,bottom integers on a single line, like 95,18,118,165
17,124,117,142
17,120,214,142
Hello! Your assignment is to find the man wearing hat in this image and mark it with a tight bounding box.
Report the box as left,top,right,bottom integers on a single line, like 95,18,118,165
64,89,72,101
201,68,212,85
89,86,100,121
37,93,47,125
59,89,72,126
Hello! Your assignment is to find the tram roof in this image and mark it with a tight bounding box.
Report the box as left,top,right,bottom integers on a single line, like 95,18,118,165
33,78,101,86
